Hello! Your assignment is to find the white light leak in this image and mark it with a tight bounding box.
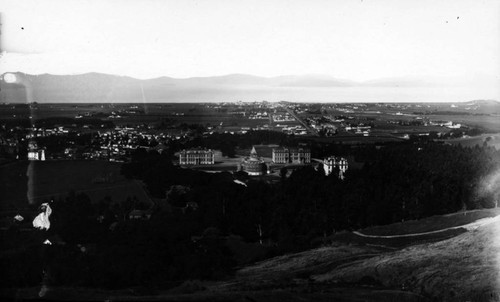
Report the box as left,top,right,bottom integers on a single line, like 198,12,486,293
475,167,500,291
3,72,17,83
487,171,500,195
477,168,500,204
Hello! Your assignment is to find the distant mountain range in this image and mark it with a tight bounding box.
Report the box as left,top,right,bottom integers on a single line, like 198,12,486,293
0,72,497,103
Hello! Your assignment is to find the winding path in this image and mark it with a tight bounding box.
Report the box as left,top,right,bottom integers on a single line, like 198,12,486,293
353,215,500,239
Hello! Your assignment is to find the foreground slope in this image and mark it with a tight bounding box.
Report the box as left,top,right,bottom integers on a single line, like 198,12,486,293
216,210,500,301
313,216,500,300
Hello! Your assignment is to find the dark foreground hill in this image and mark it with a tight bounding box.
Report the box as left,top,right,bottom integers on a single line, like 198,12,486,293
4,209,500,301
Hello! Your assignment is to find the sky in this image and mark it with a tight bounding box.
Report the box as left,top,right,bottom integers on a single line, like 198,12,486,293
0,0,499,82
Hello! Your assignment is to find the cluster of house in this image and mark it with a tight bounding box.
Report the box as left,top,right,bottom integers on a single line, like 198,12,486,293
91,127,174,161
304,115,371,137
279,125,309,136
344,124,372,136
25,126,71,138
429,120,461,129
248,111,269,119
272,113,295,122
27,141,46,161
22,125,176,161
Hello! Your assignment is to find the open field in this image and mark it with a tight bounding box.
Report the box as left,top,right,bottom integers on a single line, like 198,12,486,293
427,114,500,132
0,103,277,133
0,160,151,211
370,124,446,133
438,133,500,149
309,134,406,144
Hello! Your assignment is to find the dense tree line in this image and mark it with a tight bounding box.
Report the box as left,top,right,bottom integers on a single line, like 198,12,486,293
34,117,115,128
123,141,500,246
126,141,500,239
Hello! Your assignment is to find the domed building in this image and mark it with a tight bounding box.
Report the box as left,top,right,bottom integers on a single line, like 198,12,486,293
241,146,266,176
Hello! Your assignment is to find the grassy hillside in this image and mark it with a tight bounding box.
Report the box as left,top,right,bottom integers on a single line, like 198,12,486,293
212,209,500,301
313,217,500,301
359,208,500,236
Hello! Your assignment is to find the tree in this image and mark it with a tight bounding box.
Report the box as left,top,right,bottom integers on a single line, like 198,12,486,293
279,167,288,179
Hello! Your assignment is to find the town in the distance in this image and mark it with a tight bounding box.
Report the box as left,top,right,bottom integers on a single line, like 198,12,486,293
2,100,499,173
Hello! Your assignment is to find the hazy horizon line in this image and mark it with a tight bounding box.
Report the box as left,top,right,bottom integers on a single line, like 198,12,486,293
3,70,497,85
2,100,498,105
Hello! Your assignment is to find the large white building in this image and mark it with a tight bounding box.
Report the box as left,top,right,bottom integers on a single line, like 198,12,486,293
178,149,215,165
323,156,348,179
272,147,311,164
